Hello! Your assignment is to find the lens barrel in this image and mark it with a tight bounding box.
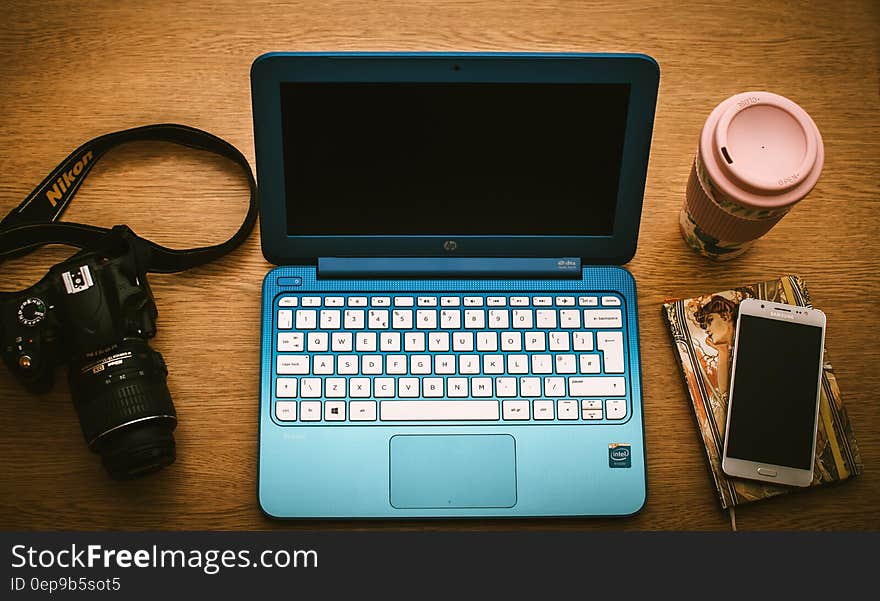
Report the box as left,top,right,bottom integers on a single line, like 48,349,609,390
69,339,177,479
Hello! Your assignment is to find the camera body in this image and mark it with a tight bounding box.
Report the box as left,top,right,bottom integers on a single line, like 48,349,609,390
0,244,177,478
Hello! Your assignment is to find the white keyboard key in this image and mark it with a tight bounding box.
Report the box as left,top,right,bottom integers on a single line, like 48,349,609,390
488,310,509,329
532,355,552,374
392,309,413,329
417,296,437,307
277,355,309,375
369,309,389,329
416,310,437,329
331,332,353,352
295,309,316,330
601,296,622,306
374,378,395,397
394,296,414,307
556,296,575,306
424,378,444,397
337,355,358,375
578,296,599,307
275,401,296,421
536,310,557,328
533,296,552,306
459,355,480,374
440,309,461,329
496,377,517,397
381,400,499,421
313,355,334,375
434,355,456,374
463,297,483,306
472,378,493,397
555,354,577,374
277,332,303,352
448,378,468,397
300,401,322,421
371,297,391,307
597,331,625,373
307,332,329,352
399,378,420,397
544,377,566,397
557,400,578,420
476,332,498,351
441,296,460,306
483,355,504,374
411,355,432,375
362,355,383,375
501,331,522,351
300,379,322,398
429,332,450,352
453,332,474,352
579,354,601,373
325,401,346,420
549,331,570,351
278,309,293,329
512,309,533,329
510,296,530,306
521,377,541,397
568,377,626,396
573,331,594,351
355,332,377,352
583,409,603,420
301,297,321,307
325,297,344,307
344,309,365,329
533,400,554,420
350,401,377,421
325,378,346,398
487,296,507,306
405,332,426,352
380,332,401,352
387,355,407,375
507,355,529,374
350,378,371,397
583,309,623,329
525,331,546,351
503,400,530,420
278,297,298,307
276,378,297,398
348,296,368,307
464,309,486,329
605,399,627,420
559,309,581,329
582,400,603,410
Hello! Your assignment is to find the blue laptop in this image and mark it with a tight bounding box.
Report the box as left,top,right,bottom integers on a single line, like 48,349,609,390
251,52,659,518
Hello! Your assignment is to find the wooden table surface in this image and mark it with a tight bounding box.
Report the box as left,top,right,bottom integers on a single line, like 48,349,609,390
0,0,877,531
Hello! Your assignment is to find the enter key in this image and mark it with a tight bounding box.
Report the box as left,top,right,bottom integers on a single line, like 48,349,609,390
597,331,625,373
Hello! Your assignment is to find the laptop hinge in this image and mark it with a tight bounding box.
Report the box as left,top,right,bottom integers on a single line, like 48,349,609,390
317,257,582,279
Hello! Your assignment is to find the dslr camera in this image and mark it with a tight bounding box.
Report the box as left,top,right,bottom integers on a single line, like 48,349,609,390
0,237,176,479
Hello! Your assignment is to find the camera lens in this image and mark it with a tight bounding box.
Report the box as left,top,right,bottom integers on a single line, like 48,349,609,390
69,339,177,479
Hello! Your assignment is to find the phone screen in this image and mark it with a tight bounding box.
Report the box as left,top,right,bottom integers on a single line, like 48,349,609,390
726,314,824,470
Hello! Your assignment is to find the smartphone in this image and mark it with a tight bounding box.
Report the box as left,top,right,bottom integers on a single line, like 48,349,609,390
721,298,826,487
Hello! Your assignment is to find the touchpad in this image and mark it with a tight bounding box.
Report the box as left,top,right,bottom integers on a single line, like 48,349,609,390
390,434,517,509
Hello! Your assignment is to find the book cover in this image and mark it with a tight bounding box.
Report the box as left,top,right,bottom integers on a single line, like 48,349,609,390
662,275,862,509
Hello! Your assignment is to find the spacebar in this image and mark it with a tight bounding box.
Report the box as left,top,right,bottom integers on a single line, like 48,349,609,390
380,400,500,421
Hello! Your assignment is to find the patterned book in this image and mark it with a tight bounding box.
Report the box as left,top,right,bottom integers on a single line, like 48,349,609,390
662,275,862,509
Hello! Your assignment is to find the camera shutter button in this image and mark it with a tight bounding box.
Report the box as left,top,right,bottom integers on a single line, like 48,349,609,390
18,298,47,327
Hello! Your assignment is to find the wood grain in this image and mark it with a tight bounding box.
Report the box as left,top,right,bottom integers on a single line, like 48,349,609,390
0,0,877,531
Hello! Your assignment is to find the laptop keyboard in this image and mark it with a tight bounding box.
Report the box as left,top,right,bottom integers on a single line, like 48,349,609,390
271,293,629,425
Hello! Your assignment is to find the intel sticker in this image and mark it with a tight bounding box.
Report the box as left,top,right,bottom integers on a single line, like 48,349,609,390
609,444,631,468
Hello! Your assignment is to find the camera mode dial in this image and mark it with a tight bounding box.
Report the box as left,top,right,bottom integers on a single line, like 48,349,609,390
18,298,47,327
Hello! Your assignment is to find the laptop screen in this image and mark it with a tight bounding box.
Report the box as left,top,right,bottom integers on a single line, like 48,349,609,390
280,82,630,237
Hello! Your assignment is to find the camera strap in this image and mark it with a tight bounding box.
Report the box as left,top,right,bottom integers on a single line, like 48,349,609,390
0,124,257,273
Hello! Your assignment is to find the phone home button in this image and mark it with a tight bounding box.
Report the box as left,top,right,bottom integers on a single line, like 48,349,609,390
757,467,778,477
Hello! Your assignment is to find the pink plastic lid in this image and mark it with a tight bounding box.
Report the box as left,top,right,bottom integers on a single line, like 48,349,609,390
699,91,824,210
